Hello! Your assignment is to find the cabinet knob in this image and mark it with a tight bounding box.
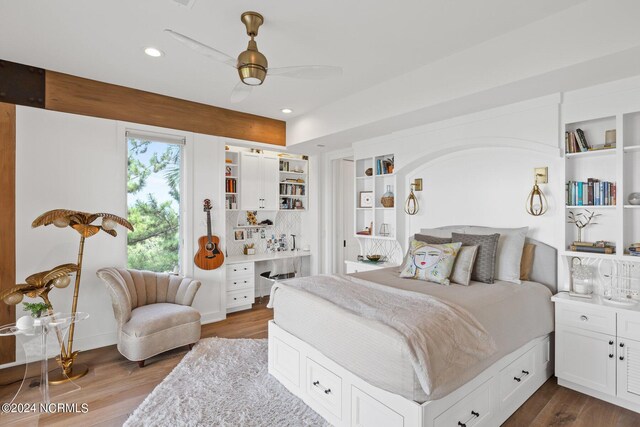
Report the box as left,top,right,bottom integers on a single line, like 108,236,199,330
620,356,625,361
580,315,589,322
609,354,614,358
620,342,625,348
609,340,614,345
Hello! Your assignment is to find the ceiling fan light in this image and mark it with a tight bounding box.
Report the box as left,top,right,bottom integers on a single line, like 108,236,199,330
238,64,266,86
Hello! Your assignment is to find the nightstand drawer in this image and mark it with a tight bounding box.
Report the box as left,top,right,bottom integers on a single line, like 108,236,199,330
227,262,254,279
556,303,615,335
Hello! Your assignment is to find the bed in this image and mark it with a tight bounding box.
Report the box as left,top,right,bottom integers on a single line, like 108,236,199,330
268,236,557,427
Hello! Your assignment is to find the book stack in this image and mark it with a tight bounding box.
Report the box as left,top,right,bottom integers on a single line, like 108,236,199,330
279,183,305,196
376,157,394,175
566,179,616,206
565,128,616,153
570,241,615,254
280,197,304,210
628,243,640,257
225,178,237,193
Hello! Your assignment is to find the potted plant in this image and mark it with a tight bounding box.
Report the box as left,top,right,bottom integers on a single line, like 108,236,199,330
23,302,51,326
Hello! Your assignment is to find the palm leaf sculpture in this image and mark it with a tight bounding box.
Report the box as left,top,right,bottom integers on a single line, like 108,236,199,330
1,209,133,383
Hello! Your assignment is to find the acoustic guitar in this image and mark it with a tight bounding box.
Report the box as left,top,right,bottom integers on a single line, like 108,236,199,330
194,199,224,270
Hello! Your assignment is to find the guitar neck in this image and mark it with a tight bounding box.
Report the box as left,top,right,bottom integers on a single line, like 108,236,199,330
206,210,212,242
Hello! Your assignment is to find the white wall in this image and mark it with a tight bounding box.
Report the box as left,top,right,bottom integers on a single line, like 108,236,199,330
7,107,228,368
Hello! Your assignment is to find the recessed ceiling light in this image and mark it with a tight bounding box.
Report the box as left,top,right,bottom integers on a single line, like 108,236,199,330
281,108,293,114
144,47,164,58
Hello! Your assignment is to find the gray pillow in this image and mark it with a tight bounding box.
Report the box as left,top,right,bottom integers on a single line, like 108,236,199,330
450,245,479,286
465,226,529,284
414,234,452,244
452,232,500,284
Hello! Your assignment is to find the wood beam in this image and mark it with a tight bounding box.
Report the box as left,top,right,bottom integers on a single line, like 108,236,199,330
44,71,285,146
0,102,16,365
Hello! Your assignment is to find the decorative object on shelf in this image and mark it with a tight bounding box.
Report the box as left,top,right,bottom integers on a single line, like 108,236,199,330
376,156,394,175
23,301,51,319
628,242,640,257
234,230,246,242
246,210,258,225
570,257,593,298
628,192,640,205
567,209,600,243
243,243,256,255
605,129,616,147
379,223,390,237
356,222,373,236
570,240,616,254
4,209,133,384
404,180,421,215
365,168,373,177
526,167,548,216
366,254,381,262
359,191,374,208
381,185,394,208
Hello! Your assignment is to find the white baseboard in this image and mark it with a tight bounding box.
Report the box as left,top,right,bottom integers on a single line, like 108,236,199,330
557,378,640,413
201,311,225,324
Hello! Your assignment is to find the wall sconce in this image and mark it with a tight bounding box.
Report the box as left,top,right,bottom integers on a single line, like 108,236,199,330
526,167,548,216
405,179,422,215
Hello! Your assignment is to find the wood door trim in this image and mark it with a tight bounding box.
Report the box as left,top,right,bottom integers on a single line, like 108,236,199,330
44,71,285,146
0,102,16,364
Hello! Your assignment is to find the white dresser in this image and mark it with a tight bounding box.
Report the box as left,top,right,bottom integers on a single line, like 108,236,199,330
225,262,255,313
552,292,640,413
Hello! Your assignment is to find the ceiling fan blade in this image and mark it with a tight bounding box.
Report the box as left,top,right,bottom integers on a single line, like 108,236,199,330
230,82,253,103
164,29,237,68
267,65,342,80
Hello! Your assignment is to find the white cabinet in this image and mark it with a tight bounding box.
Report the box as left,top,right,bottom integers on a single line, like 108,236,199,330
552,293,640,412
226,262,255,313
240,152,279,210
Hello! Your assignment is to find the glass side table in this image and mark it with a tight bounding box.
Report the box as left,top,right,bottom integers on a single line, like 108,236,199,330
0,312,89,408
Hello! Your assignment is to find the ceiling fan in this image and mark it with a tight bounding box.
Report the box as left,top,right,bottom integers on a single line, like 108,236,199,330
165,11,342,103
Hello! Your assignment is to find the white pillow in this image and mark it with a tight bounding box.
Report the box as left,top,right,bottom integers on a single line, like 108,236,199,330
464,226,528,284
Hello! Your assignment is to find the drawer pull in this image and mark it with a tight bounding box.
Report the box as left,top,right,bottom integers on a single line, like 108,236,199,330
312,379,331,394
580,315,589,322
610,340,614,345
513,370,530,382
324,388,331,394
313,381,319,386
620,342,625,348
620,356,625,361
610,353,614,358
458,410,480,427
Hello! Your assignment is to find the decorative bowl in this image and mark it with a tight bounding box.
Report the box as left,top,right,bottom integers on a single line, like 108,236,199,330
366,255,381,262
629,192,640,205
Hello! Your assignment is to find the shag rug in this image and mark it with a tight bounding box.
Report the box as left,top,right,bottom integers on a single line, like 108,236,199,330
124,338,329,427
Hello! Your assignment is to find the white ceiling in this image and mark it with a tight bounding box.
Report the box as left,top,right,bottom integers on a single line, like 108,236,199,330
0,0,583,122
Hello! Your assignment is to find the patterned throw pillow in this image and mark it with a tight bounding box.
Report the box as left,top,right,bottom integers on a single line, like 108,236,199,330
399,240,462,285
452,233,500,284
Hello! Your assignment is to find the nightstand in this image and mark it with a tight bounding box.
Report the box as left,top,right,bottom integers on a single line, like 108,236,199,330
344,260,398,274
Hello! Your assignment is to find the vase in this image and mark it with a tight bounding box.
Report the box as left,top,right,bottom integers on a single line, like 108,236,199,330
381,185,394,208
629,192,640,205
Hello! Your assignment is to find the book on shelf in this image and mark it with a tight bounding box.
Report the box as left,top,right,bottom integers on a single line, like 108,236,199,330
376,157,394,175
279,183,306,196
225,178,237,193
570,245,615,254
565,129,617,154
566,180,616,206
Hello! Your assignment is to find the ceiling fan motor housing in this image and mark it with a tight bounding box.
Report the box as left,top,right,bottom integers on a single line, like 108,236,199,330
238,11,267,85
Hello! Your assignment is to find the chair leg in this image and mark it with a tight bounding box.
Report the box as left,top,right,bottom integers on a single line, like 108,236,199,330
137,360,145,368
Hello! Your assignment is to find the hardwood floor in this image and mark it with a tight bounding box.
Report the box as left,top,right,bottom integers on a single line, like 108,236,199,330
1,299,638,426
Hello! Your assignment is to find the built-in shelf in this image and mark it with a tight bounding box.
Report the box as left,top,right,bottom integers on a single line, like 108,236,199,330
375,207,395,210
279,170,306,175
565,205,616,209
375,173,396,177
225,175,238,179
225,163,238,166
225,192,237,195
356,176,373,180
623,145,640,153
562,250,617,260
624,205,640,209
565,149,616,159
279,195,307,198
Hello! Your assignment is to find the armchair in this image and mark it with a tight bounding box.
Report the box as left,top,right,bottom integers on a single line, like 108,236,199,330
97,268,202,367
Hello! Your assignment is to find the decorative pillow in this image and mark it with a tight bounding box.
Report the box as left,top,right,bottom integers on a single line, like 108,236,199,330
418,226,465,239
399,240,462,285
465,226,529,284
520,243,536,281
414,234,453,244
451,232,499,284
450,245,479,286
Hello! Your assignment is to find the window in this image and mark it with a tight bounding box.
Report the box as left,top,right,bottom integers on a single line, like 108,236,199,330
126,133,184,273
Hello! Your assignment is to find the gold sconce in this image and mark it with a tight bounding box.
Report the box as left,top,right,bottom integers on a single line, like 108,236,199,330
405,179,422,215
526,167,548,216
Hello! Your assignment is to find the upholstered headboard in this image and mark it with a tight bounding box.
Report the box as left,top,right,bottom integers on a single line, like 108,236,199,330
417,226,557,293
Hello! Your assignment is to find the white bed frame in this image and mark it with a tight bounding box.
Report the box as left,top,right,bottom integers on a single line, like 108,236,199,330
268,235,557,426
269,321,552,427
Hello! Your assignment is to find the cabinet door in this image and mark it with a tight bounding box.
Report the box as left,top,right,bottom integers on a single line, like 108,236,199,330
240,152,262,210
556,325,616,395
261,155,280,210
617,337,640,405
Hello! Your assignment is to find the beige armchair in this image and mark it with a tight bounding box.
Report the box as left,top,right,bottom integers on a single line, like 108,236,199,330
97,268,202,367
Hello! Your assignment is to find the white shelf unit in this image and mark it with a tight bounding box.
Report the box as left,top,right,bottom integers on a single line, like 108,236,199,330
354,154,396,239
561,112,640,270
225,151,240,210
279,157,308,211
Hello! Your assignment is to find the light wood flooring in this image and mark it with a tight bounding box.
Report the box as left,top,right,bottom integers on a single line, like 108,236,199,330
1,299,639,426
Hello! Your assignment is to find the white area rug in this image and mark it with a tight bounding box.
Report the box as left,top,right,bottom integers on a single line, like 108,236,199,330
125,338,329,427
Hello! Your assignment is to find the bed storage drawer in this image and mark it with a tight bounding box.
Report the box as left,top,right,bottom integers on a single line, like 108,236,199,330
271,337,300,387
351,386,404,427
556,303,615,335
226,288,254,308
434,379,494,427
306,358,343,418
227,262,254,279
499,344,536,404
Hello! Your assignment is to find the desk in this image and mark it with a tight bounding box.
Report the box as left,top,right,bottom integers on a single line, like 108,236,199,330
225,251,311,313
